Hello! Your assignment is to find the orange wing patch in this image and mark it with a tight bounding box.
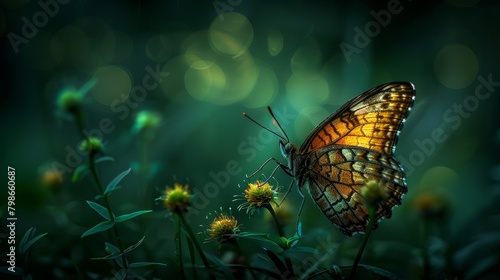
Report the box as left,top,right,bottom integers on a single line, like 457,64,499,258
299,82,414,236
304,84,414,155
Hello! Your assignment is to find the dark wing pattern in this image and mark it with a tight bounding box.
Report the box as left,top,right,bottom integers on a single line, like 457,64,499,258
299,82,415,236
301,83,415,155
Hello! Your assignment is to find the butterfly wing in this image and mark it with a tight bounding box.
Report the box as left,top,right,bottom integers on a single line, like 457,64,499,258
304,147,407,235
298,82,415,236
300,82,415,155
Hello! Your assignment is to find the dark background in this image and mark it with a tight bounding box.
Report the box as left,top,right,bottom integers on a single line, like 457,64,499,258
1,0,499,279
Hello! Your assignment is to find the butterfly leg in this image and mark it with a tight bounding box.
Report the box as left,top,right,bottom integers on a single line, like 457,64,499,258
277,179,296,207
246,157,290,180
295,185,306,237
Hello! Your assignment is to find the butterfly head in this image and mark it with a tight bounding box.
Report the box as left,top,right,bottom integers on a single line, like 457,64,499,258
279,140,299,176
243,106,297,174
279,140,293,158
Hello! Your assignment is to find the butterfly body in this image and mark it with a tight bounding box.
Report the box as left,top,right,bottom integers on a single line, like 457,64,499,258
278,82,415,236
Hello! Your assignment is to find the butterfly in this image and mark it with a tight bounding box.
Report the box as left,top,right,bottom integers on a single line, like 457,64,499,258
244,82,416,236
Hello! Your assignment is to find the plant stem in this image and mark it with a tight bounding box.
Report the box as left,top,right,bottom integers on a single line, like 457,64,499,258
138,131,152,209
265,204,285,237
422,219,430,278
74,107,87,141
230,239,258,280
175,214,186,279
71,101,128,273
89,154,128,271
178,213,214,279
348,208,376,280
439,219,454,277
264,204,295,276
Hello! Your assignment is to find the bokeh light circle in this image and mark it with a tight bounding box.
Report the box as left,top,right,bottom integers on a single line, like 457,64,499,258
267,28,284,56
241,66,278,108
183,31,258,105
286,70,329,111
160,54,197,103
419,166,459,190
209,12,254,56
291,39,321,72
91,65,132,106
434,44,479,89
185,60,227,102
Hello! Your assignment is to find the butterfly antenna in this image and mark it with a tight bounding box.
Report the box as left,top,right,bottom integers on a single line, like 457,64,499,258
243,111,286,142
267,106,290,142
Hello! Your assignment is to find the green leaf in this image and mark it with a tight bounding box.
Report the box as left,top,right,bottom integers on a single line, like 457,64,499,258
306,266,342,279
287,234,301,248
344,265,401,280
284,251,294,274
105,242,121,255
359,264,400,279
186,234,197,278
93,238,144,261
95,156,115,164
115,210,152,223
287,246,317,254
205,254,232,277
19,228,47,254
238,232,273,241
20,232,48,254
264,248,287,274
103,242,127,268
104,168,131,196
19,228,35,253
72,164,90,182
238,232,282,249
87,200,111,220
91,251,123,261
91,242,128,268
129,262,168,268
124,236,146,253
81,221,115,238
114,269,126,280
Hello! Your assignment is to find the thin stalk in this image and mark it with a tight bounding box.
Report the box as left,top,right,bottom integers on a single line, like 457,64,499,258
139,131,149,176
175,214,186,279
264,204,285,237
138,131,151,209
71,103,128,274
178,213,215,279
186,236,198,280
89,154,128,271
348,208,376,280
74,107,87,141
264,204,295,276
421,219,430,278
230,239,258,280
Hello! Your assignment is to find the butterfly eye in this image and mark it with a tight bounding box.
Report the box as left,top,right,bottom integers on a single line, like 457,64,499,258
279,141,288,155
280,142,293,155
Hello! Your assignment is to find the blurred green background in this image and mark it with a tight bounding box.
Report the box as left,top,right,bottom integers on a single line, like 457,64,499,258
1,0,500,279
